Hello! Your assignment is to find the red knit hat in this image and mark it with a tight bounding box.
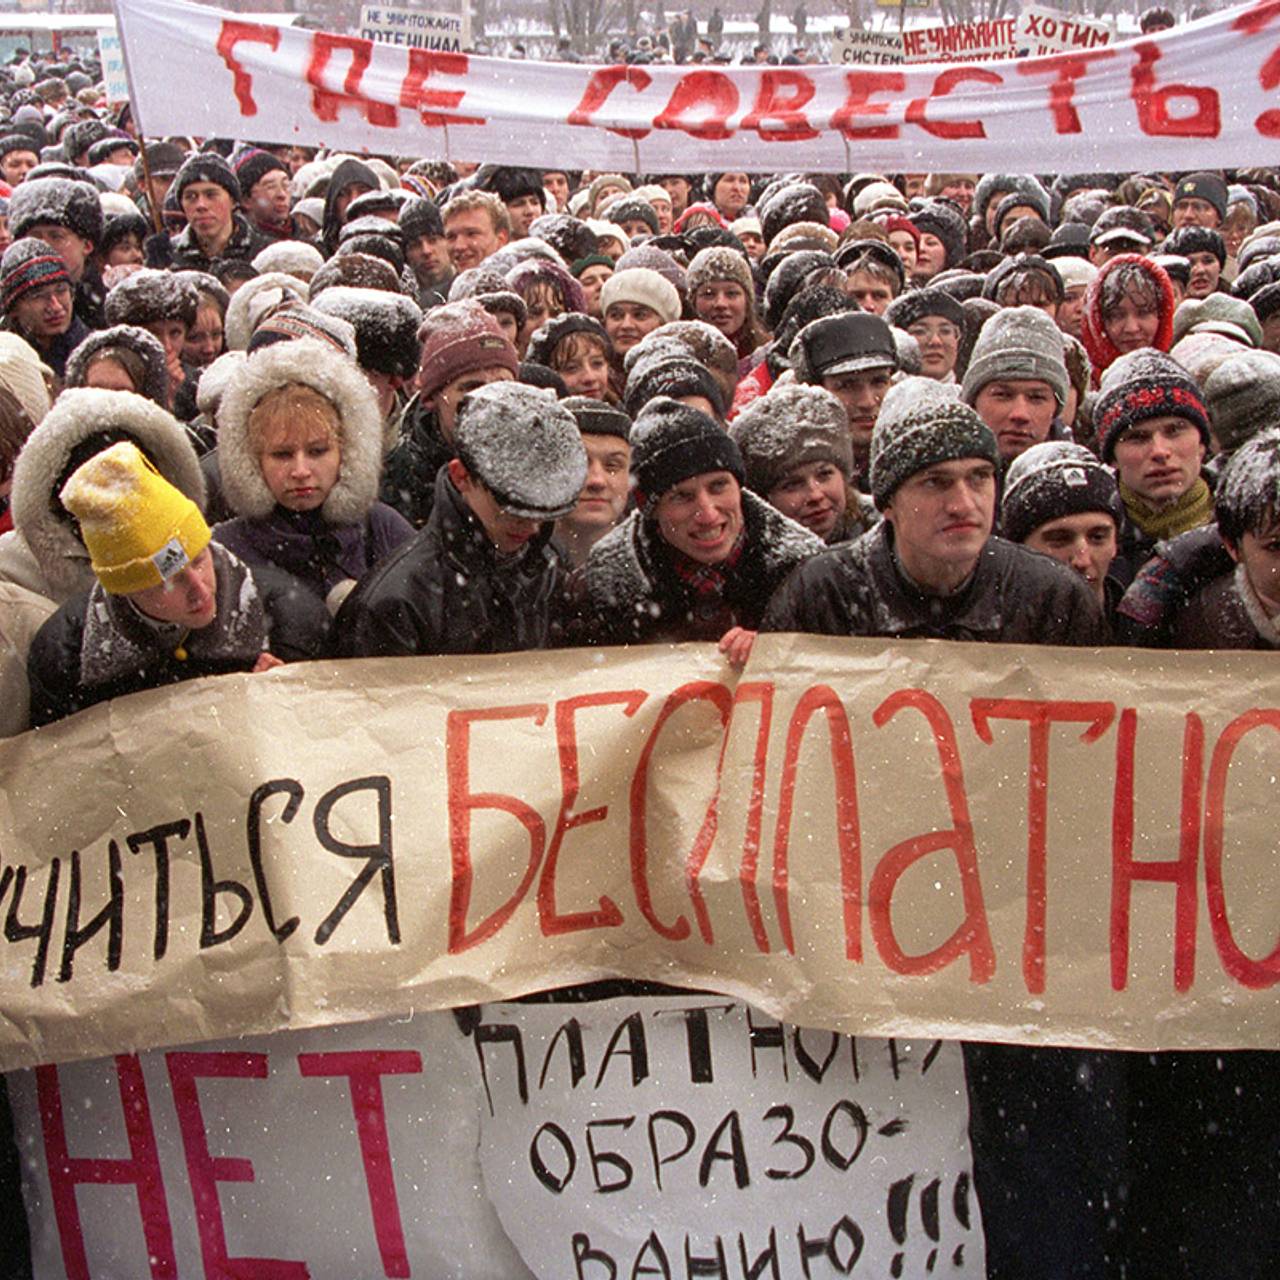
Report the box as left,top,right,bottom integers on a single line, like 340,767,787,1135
415,301,519,400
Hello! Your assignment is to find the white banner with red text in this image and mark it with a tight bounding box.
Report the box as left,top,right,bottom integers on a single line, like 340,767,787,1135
0,634,1276,1075
111,0,1280,173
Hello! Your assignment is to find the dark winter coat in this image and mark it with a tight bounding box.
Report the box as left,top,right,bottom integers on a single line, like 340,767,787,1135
335,469,570,658
2,313,89,381
379,394,453,529
571,490,824,647
762,522,1107,645
26,546,331,727
214,503,413,609
74,266,105,331
163,212,272,271
1114,524,1233,646
1169,565,1280,649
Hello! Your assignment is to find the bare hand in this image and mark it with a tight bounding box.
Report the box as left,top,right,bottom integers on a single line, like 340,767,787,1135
718,626,757,669
252,652,285,673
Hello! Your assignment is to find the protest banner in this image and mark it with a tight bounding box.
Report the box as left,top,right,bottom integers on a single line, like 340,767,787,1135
0,634,1275,1077
900,18,1020,62
358,2,470,54
110,0,1280,172
831,28,906,66
9,1001,983,1278
1013,5,1113,57
96,29,130,105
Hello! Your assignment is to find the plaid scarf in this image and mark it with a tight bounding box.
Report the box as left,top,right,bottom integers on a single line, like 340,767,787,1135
669,527,746,597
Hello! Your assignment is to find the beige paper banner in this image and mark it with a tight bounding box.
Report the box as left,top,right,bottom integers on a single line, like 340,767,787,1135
0,634,1276,1071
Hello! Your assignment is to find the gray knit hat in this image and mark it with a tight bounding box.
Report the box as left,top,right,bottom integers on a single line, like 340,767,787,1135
961,305,1070,409
454,382,587,520
870,386,998,509
1202,349,1280,453
1172,294,1263,347
729,384,852,495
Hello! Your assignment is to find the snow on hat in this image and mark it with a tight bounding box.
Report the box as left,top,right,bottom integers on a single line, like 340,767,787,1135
1054,257,1098,292
399,194,443,242
992,186,1050,233
729,383,852,496
1172,294,1262,347
0,237,69,313
217,337,383,524
1250,280,1280,327
962,306,1070,409
1172,172,1228,222
623,354,725,419
1201,349,1280,453
1001,441,1122,544
760,182,829,246
852,181,908,217
0,331,52,427
629,397,744,509
454,381,586,519
1163,224,1226,266
600,268,681,326
347,188,408,221
685,245,753,297
768,221,839,255
1214,426,1280,543
252,240,325,280
308,251,401,299
529,212,598,265
884,287,965,333
448,265,527,325
625,320,738,383
907,200,967,269
608,196,659,236
310,286,423,381
525,312,611,368
8,175,102,244
729,215,763,241
104,268,199,329
869,392,998,510
224,272,309,350
614,244,687,297
172,152,241,204
416,300,520,401
1094,348,1211,461
64,324,168,405
196,350,246,418
763,250,838,331
232,147,288,195
562,395,631,441
246,304,358,360
135,140,185,182
60,440,210,596
506,257,587,315
86,135,137,166
790,312,897,383
1089,205,1155,249
60,118,109,164
974,173,1044,224
293,197,326,230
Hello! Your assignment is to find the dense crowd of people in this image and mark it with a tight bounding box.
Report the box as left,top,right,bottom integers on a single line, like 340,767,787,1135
0,31,1275,1280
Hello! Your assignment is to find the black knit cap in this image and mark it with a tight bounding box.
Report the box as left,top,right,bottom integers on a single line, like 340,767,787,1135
1093,349,1212,462
1001,442,1123,544
608,197,659,235
624,355,726,419
87,135,137,166
1043,222,1092,260
525,312,611,368
1173,172,1228,222
885,287,965,332
1162,224,1226,266
630,397,744,508
399,195,443,241
481,166,545,207
173,152,241,205
562,395,632,441
907,198,967,269
0,133,38,161
232,147,288,196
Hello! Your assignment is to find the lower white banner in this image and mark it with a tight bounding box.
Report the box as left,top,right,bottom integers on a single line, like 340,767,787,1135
11,995,981,1279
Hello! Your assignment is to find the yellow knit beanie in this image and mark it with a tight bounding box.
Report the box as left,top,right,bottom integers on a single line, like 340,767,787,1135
59,441,211,595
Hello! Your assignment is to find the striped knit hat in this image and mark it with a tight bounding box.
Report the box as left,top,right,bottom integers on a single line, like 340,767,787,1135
0,237,70,314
